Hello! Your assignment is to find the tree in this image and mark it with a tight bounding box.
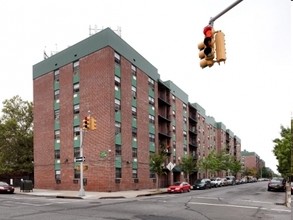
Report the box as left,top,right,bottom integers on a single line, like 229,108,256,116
180,154,197,183
273,125,291,179
216,150,231,174
150,149,167,190
198,152,217,178
0,96,33,176
228,157,242,176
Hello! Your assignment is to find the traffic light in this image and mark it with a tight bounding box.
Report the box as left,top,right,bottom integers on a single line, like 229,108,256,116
198,25,215,68
82,116,90,130
215,31,226,63
89,117,97,130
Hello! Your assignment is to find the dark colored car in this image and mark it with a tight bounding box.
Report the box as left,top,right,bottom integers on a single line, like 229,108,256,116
291,182,293,195
0,181,15,194
192,178,212,190
167,182,191,193
267,178,286,192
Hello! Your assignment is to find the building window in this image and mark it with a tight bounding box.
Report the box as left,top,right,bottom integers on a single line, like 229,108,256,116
54,70,60,82
115,122,121,135
55,170,61,180
54,150,60,160
73,83,79,94
115,144,121,156
115,168,122,178
54,130,60,140
115,99,121,111
73,126,80,137
183,103,187,112
132,148,137,158
148,77,155,88
132,169,138,178
54,109,60,120
149,133,155,143
149,115,155,124
73,104,80,115
131,86,137,98
131,65,137,80
54,89,60,100
132,106,137,117
114,52,121,64
183,117,187,123
74,148,80,158
73,61,80,75
148,96,154,105
74,169,80,179
115,76,121,89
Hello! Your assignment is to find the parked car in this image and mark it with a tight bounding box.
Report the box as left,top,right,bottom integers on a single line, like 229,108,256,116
210,177,222,187
220,177,228,186
226,176,236,185
0,181,15,194
240,177,247,184
291,182,293,195
167,182,191,193
267,178,286,192
192,178,212,190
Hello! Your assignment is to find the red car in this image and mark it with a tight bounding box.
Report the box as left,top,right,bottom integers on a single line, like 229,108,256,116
167,182,191,193
0,181,15,194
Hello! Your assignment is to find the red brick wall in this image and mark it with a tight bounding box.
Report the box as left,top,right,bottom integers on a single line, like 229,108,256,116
33,71,55,188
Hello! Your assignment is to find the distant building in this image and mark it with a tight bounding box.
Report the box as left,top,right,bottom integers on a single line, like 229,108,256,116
33,28,241,191
241,150,263,177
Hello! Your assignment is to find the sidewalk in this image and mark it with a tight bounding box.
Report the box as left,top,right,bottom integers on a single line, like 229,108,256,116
15,187,167,200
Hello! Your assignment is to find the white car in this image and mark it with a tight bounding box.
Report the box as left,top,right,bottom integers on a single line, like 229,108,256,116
211,177,222,187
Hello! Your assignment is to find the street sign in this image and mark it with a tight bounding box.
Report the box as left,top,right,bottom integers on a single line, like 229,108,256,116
74,156,85,163
166,162,176,171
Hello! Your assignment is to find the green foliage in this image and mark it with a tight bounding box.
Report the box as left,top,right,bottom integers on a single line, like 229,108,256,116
198,149,242,176
0,96,33,176
229,156,242,176
273,125,291,178
149,146,168,189
180,154,197,183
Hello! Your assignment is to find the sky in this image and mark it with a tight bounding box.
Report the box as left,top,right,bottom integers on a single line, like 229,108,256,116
0,0,292,174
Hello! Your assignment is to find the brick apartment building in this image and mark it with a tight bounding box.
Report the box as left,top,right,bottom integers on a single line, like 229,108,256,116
241,150,264,177
33,28,241,192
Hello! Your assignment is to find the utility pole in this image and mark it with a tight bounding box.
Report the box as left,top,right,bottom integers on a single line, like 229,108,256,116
78,129,85,197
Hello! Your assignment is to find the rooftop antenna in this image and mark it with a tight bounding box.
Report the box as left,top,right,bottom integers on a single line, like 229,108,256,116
43,44,59,59
89,25,121,37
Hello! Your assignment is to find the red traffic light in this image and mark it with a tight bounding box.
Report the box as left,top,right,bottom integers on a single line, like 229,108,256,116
203,25,213,37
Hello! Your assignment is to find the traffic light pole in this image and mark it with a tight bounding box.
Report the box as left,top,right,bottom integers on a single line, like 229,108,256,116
208,0,243,27
78,129,85,197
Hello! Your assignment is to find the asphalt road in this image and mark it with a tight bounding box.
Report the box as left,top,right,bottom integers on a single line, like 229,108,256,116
0,181,291,220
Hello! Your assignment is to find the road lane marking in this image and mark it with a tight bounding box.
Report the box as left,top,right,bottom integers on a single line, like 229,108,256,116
189,202,291,213
194,196,222,200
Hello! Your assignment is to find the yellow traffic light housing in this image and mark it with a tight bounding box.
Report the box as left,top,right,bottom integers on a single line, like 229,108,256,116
198,26,215,68
215,31,226,63
89,117,97,130
82,116,90,130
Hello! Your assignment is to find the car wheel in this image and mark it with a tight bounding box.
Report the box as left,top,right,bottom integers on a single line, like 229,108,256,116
267,188,270,191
